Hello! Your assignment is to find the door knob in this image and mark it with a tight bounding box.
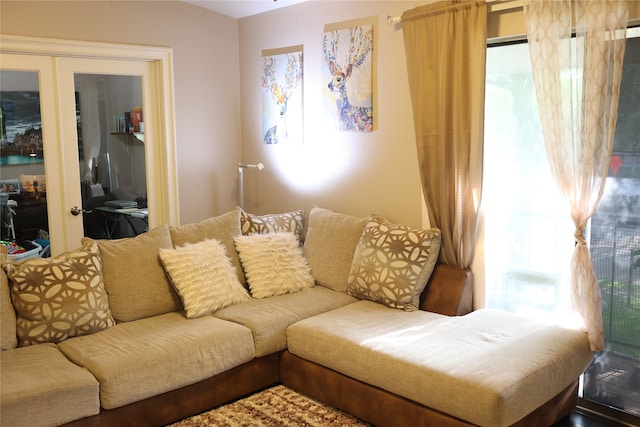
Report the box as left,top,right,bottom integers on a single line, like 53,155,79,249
70,206,82,216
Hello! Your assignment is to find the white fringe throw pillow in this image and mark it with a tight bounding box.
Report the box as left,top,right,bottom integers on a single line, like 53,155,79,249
159,239,250,318
234,232,314,299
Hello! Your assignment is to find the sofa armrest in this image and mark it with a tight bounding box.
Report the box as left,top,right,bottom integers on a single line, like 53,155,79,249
420,264,473,316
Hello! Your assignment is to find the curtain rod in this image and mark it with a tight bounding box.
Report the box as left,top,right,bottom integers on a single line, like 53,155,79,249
387,0,523,24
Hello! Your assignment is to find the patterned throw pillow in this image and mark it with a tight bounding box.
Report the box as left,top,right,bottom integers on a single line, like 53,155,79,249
234,232,314,299
4,241,116,346
347,215,441,311
159,239,250,318
240,209,304,244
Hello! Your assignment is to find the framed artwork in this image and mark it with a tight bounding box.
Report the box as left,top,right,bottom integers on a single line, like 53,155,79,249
261,45,304,144
0,179,20,195
322,19,375,132
0,91,44,165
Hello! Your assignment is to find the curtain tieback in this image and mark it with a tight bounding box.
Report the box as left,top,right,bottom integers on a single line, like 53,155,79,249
574,227,587,247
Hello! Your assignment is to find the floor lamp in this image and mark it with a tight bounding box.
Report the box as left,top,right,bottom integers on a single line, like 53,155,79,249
238,163,264,210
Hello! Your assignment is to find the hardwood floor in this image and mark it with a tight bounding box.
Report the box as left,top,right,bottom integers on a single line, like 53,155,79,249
553,411,627,426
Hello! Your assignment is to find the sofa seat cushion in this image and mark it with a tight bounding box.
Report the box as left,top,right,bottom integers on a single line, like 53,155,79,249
57,311,255,410
213,286,357,357
287,301,593,427
1,343,100,427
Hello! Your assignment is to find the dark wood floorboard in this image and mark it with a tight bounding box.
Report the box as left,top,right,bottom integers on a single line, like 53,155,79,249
552,412,627,426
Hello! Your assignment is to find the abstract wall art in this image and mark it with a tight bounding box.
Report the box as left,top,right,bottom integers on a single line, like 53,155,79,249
322,19,375,133
261,45,304,144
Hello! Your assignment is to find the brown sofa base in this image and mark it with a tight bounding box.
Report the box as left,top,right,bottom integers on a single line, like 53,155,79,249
63,352,282,427
280,350,579,427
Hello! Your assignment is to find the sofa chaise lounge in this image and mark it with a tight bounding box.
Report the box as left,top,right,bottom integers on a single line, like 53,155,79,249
0,206,593,427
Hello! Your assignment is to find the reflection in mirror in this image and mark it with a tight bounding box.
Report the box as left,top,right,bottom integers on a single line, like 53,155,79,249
0,70,51,258
75,74,148,239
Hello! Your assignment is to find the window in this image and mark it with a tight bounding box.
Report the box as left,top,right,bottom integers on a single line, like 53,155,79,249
483,29,640,422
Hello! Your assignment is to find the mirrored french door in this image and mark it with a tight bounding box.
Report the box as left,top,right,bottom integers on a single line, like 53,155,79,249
57,58,151,244
0,36,179,256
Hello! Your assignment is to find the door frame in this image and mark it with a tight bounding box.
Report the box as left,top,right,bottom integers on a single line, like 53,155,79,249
0,35,179,254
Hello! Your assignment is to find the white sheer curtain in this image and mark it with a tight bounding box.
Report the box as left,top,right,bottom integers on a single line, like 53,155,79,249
523,0,628,351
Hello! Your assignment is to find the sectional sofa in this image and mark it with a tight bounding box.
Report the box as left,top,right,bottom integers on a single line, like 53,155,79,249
0,206,593,427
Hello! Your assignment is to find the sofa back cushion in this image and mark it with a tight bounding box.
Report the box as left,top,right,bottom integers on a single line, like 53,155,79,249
169,208,245,285
0,245,18,350
302,206,368,292
347,215,441,311
84,224,181,322
4,241,115,346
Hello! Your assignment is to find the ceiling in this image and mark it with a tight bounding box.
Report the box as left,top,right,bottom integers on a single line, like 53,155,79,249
182,0,309,19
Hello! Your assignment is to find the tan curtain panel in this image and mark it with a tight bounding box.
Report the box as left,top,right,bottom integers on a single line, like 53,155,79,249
523,0,628,351
401,0,487,268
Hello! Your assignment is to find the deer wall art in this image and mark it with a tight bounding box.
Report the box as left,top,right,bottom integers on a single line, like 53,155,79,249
261,50,303,144
322,25,373,132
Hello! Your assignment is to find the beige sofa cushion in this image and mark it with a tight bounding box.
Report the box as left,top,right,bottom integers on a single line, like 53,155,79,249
84,224,182,322
240,209,304,243
5,242,115,347
0,245,18,350
159,239,250,318
287,301,593,427
235,232,314,299
58,311,255,409
302,206,368,292
347,215,441,311
214,286,357,357
169,208,245,285
1,343,100,427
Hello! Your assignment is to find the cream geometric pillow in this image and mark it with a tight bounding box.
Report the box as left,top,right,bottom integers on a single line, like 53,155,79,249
347,215,441,311
159,239,250,318
240,209,304,244
5,241,116,346
234,232,314,299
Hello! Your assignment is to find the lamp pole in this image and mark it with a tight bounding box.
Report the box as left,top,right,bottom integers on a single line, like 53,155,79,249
237,163,264,210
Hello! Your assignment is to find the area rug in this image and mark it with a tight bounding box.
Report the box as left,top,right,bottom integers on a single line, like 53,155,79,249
169,385,371,427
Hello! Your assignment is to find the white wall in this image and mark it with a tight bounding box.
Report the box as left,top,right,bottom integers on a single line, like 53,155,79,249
238,1,426,226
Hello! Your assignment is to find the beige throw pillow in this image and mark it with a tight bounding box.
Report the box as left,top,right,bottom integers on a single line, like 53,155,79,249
159,239,250,318
169,208,245,285
235,232,314,299
303,206,368,292
240,209,304,243
347,215,441,311
4,241,115,346
83,224,182,322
